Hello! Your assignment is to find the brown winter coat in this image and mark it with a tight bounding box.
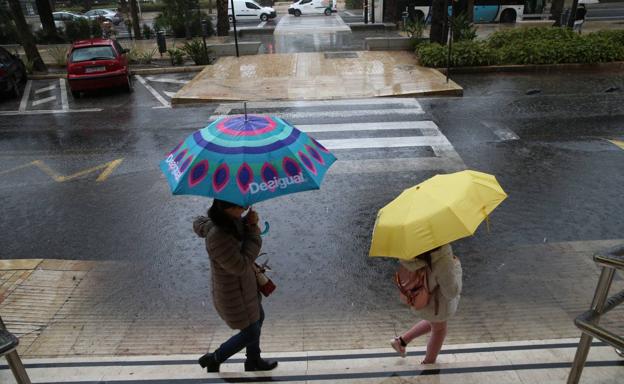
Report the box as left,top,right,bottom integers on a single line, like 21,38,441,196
193,216,262,330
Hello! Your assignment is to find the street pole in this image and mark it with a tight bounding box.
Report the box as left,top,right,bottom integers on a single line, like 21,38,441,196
364,0,368,24
446,10,453,83
198,5,208,62
371,0,375,23
230,0,240,57
567,0,580,29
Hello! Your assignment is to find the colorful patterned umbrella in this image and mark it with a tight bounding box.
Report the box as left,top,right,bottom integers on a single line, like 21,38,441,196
160,114,337,206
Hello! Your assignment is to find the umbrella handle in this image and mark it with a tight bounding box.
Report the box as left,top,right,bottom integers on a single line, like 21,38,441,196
260,221,270,236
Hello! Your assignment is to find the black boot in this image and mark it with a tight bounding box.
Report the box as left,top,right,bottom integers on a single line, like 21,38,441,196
198,352,220,372
244,357,278,371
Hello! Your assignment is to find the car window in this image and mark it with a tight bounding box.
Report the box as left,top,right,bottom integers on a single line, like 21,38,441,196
71,46,116,62
246,2,260,9
113,41,124,55
53,13,62,21
300,0,311,4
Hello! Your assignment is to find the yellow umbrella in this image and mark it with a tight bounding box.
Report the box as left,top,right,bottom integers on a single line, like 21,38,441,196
369,170,508,260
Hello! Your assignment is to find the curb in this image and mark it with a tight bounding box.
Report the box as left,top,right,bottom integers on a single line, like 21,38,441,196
348,22,397,31
28,65,206,80
238,27,275,36
437,61,624,74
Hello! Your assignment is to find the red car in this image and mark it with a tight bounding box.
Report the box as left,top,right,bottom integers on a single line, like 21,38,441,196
67,38,131,97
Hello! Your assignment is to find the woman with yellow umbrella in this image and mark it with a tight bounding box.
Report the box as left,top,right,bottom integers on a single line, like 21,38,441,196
369,170,507,363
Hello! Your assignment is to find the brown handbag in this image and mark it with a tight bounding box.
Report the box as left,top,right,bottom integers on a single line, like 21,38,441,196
253,262,276,297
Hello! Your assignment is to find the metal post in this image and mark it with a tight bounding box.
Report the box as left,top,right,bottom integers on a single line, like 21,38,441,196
5,351,31,384
567,267,616,384
371,0,375,23
446,12,453,83
364,0,368,24
230,0,240,57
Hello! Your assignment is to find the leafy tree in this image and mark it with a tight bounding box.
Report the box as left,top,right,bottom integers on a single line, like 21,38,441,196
7,0,46,71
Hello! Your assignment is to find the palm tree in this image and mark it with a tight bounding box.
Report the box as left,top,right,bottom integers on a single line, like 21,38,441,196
430,0,449,44
35,0,60,42
129,0,141,39
8,0,47,72
216,0,229,36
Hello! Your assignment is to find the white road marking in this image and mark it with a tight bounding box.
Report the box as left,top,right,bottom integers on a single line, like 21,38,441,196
136,75,170,108
213,108,423,121
297,121,438,133
344,11,356,17
34,84,56,94
145,77,189,85
0,108,102,116
59,78,69,111
214,98,423,115
257,21,267,28
163,91,177,98
483,121,520,141
320,136,449,150
32,95,57,107
18,80,32,112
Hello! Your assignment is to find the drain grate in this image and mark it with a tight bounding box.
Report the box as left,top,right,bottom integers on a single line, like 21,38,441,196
324,52,359,59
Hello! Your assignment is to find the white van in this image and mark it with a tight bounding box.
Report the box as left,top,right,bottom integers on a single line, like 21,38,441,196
288,0,337,17
228,0,277,22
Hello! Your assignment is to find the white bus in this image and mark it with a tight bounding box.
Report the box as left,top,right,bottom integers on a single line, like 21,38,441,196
409,0,525,23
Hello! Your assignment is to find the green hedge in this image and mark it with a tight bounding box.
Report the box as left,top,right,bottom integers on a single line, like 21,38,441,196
417,27,624,67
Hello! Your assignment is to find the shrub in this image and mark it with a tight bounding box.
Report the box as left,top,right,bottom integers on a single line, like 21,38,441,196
167,47,186,65
451,41,499,66
345,0,363,9
48,46,69,66
142,23,154,39
155,3,214,38
404,19,425,39
415,43,447,67
487,27,576,49
450,13,477,42
182,39,212,65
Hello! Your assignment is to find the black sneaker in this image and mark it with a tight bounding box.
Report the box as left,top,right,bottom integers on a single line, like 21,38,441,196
244,357,278,371
198,352,220,372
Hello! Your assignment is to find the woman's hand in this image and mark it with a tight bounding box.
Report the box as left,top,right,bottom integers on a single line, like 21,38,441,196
244,209,259,226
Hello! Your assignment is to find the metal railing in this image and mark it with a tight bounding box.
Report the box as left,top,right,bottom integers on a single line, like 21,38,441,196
567,245,624,384
0,316,31,384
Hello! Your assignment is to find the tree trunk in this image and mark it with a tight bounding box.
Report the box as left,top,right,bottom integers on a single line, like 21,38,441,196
8,0,47,72
129,0,141,39
430,0,448,45
551,0,565,26
184,8,192,39
36,0,60,42
217,0,229,36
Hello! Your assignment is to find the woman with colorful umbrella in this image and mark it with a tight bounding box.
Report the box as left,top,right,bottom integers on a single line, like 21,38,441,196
161,112,336,373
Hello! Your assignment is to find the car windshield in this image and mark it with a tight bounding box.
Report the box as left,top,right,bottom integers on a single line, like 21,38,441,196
71,46,115,62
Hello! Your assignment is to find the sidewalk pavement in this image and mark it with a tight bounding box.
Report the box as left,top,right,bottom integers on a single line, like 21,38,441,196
0,239,623,382
1,339,622,383
172,51,463,103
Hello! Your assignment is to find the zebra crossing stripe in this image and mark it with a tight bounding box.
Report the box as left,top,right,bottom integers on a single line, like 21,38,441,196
213,98,423,115
297,121,438,133
320,136,450,150
19,80,32,112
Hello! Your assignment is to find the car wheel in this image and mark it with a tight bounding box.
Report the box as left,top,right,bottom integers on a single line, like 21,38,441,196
500,9,516,23
324,8,331,16
125,75,133,93
294,9,301,17
10,76,21,98
260,13,269,22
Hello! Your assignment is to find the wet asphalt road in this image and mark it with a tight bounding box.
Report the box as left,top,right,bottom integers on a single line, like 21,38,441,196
0,70,623,315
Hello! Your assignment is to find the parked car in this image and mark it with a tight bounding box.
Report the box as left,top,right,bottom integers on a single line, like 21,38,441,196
66,38,131,97
52,11,88,29
84,9,123,25
0,47,27,99
288,0,336,16
228,0,277,22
